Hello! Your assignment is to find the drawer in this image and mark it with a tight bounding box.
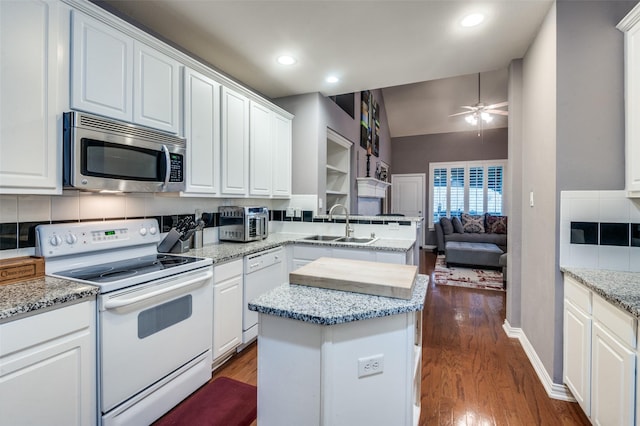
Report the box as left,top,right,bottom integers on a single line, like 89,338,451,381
593,294,637,349
214,259,242,283
564,275,591,314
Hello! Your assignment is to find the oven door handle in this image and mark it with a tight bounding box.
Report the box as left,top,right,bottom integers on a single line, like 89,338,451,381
161,144,171,187
103,270,213,310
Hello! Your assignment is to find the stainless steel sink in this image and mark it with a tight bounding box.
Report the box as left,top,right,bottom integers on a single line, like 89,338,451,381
334,237,377,244
302,235,342,241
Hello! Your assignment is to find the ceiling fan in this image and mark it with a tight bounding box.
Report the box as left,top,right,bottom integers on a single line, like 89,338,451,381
449,73,508,135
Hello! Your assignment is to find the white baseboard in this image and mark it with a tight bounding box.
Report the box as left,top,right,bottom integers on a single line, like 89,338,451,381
502,320,576,402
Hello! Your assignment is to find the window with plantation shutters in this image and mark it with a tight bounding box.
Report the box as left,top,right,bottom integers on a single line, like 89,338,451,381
428,160,507,228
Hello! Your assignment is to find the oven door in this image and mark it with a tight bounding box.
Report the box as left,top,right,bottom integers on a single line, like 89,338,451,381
99,267,213,413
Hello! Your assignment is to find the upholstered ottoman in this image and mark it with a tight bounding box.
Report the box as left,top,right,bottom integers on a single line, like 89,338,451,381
445,241,504,268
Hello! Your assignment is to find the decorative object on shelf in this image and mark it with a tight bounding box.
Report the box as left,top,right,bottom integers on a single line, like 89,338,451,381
375,162,381,180
360,90,380,156
366,145,372,177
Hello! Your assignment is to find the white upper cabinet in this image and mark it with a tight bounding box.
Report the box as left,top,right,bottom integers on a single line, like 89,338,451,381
183,68,220,195
71,10,133,122
221,86,250,196
272,112,292,198
71,10,180,134
133,42,180,134
249,101,273,196
618,4,640,197
0,0,62,194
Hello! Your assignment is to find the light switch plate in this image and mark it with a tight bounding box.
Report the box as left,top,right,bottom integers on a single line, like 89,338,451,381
286,207,295,217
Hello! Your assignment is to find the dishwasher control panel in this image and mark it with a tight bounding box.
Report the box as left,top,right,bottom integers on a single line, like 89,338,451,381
245,247,283,274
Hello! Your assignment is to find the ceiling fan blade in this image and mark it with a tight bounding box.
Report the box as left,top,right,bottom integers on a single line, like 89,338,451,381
448,111,473,117
485,110,509,116
461,106,476,110
485,101,508,109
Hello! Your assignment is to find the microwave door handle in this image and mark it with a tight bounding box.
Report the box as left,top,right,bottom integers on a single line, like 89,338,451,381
161,145,171,186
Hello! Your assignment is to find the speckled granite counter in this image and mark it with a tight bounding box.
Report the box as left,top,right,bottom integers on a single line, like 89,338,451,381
561,267,640,319
0,276,98,323
0,232,414,323
186,232,415,264
248,274,428,325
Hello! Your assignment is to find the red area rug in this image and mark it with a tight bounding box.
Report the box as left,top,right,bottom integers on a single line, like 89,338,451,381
434,256,504,291
154,377,257,426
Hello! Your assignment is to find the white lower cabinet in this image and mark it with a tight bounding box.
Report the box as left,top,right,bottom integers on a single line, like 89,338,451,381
212,259,243,366
563,275,637,425
0,300,97,426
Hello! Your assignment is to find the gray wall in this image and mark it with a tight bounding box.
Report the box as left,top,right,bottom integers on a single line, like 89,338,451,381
391,128,508,175
515,0,635,387
276,90,392,214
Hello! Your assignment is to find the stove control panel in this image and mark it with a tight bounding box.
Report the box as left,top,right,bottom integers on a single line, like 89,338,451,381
36,219,161,257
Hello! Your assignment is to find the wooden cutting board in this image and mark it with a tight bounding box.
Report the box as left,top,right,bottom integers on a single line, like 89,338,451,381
289,257,417,300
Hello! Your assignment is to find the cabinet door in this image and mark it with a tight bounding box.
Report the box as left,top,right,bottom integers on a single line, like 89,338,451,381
563,299,591,416
71,10,133,122
591,322,635,426
183,68,220,195
0,0,61,194
133,42,180,134
0,301,96,426
213,275,243,360
221,87,249,195
249,101,273,196
272,113,292,198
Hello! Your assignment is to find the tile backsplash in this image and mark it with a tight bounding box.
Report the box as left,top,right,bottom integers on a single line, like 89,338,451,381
560,190,640,272
0,192,320,257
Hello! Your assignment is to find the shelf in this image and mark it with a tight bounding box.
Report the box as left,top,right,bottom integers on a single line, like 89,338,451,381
326,164,348,174
356,177,391,198
326,190,348,195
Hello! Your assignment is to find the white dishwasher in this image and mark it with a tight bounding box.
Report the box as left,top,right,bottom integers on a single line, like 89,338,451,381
243,246,285,344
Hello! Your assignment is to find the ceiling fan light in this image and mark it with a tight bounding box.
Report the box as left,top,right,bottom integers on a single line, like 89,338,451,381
461,13,485,28
481,112,492,123
465,115,477,125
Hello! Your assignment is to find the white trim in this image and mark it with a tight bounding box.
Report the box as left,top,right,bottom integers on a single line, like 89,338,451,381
502,320,577,402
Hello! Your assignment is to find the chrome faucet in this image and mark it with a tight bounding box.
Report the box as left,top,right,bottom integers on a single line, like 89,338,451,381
328,203,353,238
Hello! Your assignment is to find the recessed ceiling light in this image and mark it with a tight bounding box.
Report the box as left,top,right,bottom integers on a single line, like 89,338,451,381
277,55,296,65
461,13,484,27
326,75,339,83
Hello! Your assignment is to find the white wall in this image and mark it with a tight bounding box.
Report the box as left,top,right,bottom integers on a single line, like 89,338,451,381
560,190,640,271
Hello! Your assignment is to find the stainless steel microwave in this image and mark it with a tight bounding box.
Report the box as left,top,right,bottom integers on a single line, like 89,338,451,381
63,111,186,192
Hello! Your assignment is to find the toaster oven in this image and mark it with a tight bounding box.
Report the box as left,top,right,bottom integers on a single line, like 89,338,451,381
218,206,269,242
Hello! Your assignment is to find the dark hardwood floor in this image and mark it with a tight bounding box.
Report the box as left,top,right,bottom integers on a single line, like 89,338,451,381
209,250,590,425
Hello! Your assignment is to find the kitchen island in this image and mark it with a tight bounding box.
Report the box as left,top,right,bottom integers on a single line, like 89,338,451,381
249,273,428,426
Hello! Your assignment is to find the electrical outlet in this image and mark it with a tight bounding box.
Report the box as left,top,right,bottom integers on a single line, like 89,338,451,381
286,207,295,217
388,222,400,231
358,354,384,378
294,208,302,218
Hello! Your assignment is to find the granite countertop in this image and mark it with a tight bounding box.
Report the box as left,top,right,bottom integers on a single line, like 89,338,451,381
561,267,640,319
186,232,415,264
0,276,98,323
248,274,428,325
0,232,415,323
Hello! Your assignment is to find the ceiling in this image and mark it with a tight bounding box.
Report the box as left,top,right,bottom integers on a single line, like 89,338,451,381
98,0,553,137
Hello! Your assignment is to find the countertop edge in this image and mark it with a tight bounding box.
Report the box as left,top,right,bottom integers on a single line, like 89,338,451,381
561,267,640,319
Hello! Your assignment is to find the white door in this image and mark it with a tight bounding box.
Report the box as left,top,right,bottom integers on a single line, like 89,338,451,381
71,10,133,122
391,173,425,245
221,86,249,195
133,42,180,134
249,101,273,196
1,0,61,194
183,68,220,195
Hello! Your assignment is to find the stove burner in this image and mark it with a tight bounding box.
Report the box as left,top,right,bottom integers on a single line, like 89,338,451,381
54,253,205,285
100,269,139,280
